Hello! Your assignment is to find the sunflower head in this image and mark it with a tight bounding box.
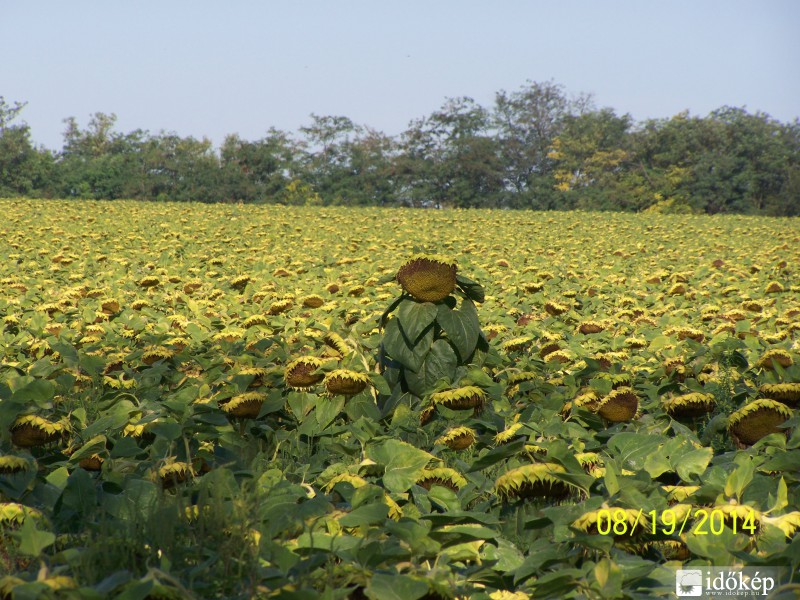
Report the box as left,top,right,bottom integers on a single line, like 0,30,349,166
495,463,576,502
283,356,325,390
596,387,639,422
436,426,476,450
324,369,370,396
416,467,468,492
501,337,534,353
494,422,524,445
396,254,457,302
757,349,793,370
577,320,606,335
11,415,67,448
728,399,792,447
0,455,31,474
230,274,251,291
267,299,293,315
157,461,194,489
430,386,487,411
301,294,325,308
758,383,800,407
663,392,716,419
221,391,266,419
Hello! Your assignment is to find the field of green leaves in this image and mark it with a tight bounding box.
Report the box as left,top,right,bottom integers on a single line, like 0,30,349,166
1,199,799,599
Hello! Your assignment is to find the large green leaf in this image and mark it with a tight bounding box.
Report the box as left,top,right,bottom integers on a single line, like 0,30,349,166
436,299,480,361
413,338,458,396
383,317,432,373
366,574,429,600
398,298,438,344
366,439,434,493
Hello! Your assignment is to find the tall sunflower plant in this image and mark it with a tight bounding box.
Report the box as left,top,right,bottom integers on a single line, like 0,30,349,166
377,254,493,416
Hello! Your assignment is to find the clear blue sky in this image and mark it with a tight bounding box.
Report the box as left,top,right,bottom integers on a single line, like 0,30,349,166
3,1,799,150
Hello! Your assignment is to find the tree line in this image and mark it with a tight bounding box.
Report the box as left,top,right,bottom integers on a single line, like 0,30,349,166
1,81,798,215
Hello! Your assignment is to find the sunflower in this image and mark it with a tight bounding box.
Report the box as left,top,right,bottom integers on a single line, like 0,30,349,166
0,502,43,526
323,332,350,356
284,356,325,389
11,415,67,448
494,421,524,444
395,254,457,303
230,274,251,291
222,391,266,419
416,467,468,492
430,386,487,411
242,314,269,328
267,299,293,315
436,426,476,450
301,294,325,308
758,383,800,407
137,276,160,288
577,320,605,335
544,300,568,316
324,369,370,396
662,485,699,504
596,387,639,422
728,399,792,447
141,345,174,365
756,349,793,370
158,462,194,489
0,456,30,475
78,454,105,472
501,337,533,353
495,463,576,502
662,392,716,419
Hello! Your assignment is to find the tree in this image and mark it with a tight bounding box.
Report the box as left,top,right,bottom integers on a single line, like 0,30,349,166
398,97,504,208
0,97,56,197
548,108,634,210
492,80,593,208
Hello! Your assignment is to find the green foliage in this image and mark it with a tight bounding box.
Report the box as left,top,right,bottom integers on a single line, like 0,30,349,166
0,200,799,598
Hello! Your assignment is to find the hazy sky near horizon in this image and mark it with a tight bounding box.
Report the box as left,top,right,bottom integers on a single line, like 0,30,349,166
3,1,799,150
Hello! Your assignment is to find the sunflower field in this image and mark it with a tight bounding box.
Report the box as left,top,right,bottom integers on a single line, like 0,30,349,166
1,198,799,599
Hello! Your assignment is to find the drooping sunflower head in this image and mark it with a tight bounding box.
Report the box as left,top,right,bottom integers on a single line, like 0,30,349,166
756,349,793,370
544,300,569,316
662,485,700,505
436,426,476,451
762,511,800,539
10,415,67,448
758,383,800,407
430,386,487,411
577,320,606,335
141,345,174,365
596,387,639,422
416,467,468,492
284,356,325,389
728,399,792,447
324,369,370,396
157,461,194,489
396,254,457,302
230,274,251,291
0,455,31,475
494,421,524,445
301,294,325,308
242,314,269,328
267,299,293,315
323,332,350,357
501,336,534,353
495,463,577,502
662,392,716,419
221,391,267,419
